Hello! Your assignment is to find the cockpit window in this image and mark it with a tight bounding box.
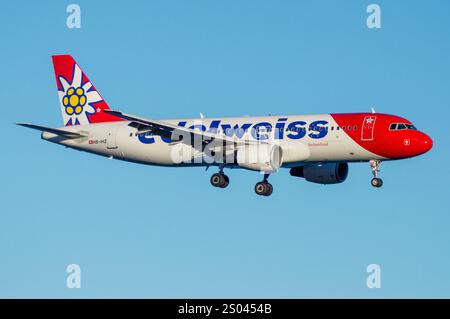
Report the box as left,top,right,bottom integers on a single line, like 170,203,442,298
405,124,417,130
389,123,417,131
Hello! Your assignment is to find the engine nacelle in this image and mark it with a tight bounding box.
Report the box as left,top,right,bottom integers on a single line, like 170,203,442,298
290,162,348,184
236,144,283,173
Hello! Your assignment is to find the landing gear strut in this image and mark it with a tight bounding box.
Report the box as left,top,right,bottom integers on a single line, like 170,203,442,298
255,174,273,196
370,160,383,188
210,167,229,188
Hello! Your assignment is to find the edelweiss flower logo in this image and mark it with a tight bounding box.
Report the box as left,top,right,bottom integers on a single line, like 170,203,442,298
63,87,86,116
58,64,102,125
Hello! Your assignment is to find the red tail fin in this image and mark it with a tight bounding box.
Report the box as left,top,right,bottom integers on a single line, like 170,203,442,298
52,55,122,126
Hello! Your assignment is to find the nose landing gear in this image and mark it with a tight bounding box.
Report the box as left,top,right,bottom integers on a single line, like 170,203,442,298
370,160,383,188
255,174,273,196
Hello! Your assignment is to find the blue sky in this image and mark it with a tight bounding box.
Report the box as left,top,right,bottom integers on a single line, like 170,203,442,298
1,0,449,298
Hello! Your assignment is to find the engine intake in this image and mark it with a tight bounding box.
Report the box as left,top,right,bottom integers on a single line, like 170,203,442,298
290,162,348,184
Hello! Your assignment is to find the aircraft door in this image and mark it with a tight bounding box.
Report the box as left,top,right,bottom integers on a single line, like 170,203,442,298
107,125,119,149
361,116,377,141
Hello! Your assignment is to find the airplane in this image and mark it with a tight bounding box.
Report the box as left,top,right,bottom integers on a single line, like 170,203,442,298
18,55,433,196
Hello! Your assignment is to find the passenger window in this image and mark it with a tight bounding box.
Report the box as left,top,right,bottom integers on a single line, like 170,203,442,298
353,125,357,130
348,126,352,131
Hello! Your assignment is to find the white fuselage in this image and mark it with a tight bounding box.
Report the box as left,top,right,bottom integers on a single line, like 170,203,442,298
42,114,382,169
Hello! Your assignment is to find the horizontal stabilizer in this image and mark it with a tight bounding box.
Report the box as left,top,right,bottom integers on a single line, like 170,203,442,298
16,123,87,138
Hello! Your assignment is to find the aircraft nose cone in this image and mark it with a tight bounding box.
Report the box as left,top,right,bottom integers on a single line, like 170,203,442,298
413,132,433,156
422,133,433,153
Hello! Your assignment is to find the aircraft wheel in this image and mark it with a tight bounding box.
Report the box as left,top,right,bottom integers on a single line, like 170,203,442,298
371,177,383,188
265,183,273,196
222,175,229,188
210,173,229,188
255,182,273,196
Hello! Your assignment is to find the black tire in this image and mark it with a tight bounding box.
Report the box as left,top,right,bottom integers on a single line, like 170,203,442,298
265,183,273,196
211,173,223,187
220,174,229,188
255,182,272,196
371,178,383,188
211,173,229,188
255,182,267,196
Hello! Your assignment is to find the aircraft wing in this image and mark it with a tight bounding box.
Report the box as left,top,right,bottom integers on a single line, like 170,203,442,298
104,110,259,148
17,123,87,138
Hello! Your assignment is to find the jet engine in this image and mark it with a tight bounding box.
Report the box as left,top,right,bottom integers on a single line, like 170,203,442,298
290,162,348,184
236,144,283,173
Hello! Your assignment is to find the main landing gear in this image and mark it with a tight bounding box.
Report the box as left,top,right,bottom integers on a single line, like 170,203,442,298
254,174,273,197
210,172,229,188
210,166,229,189
370,160,383,188
210,170,274,196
